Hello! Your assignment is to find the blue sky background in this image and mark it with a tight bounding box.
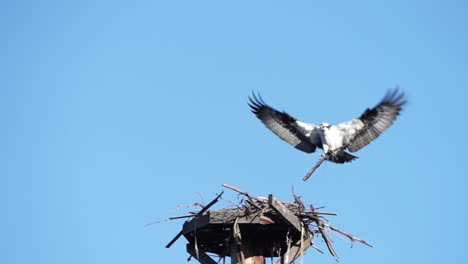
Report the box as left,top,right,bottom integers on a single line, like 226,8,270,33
2,1,468,263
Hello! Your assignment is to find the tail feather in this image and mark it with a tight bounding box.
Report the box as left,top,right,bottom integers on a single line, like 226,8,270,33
327,151,358,164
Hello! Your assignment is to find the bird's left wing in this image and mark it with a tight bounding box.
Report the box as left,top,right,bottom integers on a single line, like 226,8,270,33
339,89,407,152
248,94,321,153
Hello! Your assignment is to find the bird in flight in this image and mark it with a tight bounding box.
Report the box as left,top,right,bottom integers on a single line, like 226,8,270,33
248,89,406,180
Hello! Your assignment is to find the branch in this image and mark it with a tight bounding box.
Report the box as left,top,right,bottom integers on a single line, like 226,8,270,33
145,214,196,226
303,154,328,181
303,210,337,216
222,184,266,203
329,225,373,248
197,191,224,216
316,220,338,258
304,147,347,181
291,186,306,211
169,214,196,220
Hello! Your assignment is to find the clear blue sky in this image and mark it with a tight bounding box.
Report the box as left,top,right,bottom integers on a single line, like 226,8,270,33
2,1,468,263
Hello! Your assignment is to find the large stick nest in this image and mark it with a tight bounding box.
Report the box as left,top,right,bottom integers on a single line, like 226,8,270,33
163,184,372,262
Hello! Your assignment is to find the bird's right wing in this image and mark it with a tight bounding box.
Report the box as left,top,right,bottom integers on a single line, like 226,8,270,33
344,89,406,152
248,94,321,153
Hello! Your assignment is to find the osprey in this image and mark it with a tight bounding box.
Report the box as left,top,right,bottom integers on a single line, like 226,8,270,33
248,89,406,180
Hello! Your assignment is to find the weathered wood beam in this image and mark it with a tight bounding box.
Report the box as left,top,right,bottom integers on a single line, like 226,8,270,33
198,191,224,215
268,194,302,233
275,235,312,264
166,191,224,248
230,239,266,264
165,230,183,249
182,214,210,235
186,243,218,264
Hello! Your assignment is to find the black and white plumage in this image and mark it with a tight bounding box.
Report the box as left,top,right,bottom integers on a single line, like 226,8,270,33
248,89,406,177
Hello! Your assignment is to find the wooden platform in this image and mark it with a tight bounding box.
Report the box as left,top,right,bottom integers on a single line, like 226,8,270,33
169,194,312,264
165,184,372,264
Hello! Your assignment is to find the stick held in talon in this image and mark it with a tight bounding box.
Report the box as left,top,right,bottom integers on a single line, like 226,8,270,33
303,153,328,181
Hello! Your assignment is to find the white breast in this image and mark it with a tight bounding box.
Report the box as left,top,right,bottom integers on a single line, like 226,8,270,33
322,126,346,151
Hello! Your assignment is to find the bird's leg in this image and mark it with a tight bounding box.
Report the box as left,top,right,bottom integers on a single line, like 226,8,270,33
320,143,334,159
320,149,333,159
322,144,330,154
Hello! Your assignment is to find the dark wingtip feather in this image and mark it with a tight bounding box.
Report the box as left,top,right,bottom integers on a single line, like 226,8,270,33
248,91,268,114
381,87,407,108
349,88,407,152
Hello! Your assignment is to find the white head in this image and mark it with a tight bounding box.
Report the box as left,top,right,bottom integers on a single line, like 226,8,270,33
320,122,331,129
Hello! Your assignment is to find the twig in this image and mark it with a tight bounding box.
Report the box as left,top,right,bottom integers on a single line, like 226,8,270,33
174,203,204,212
329,226,373,248
145,219,169,226
197,191,224,216
291,186,306,211
196,192,205,206
303,147,347,181
219,196,241,208
316,220,338,258
222,184,265,203
303,211,337,216
311,244,324,254
303,153,329,181
245,199,262,210
169,214,196,220
145,214,196,226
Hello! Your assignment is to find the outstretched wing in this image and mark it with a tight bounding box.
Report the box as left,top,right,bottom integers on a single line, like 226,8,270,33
248,93,321,153
345,89,407,152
